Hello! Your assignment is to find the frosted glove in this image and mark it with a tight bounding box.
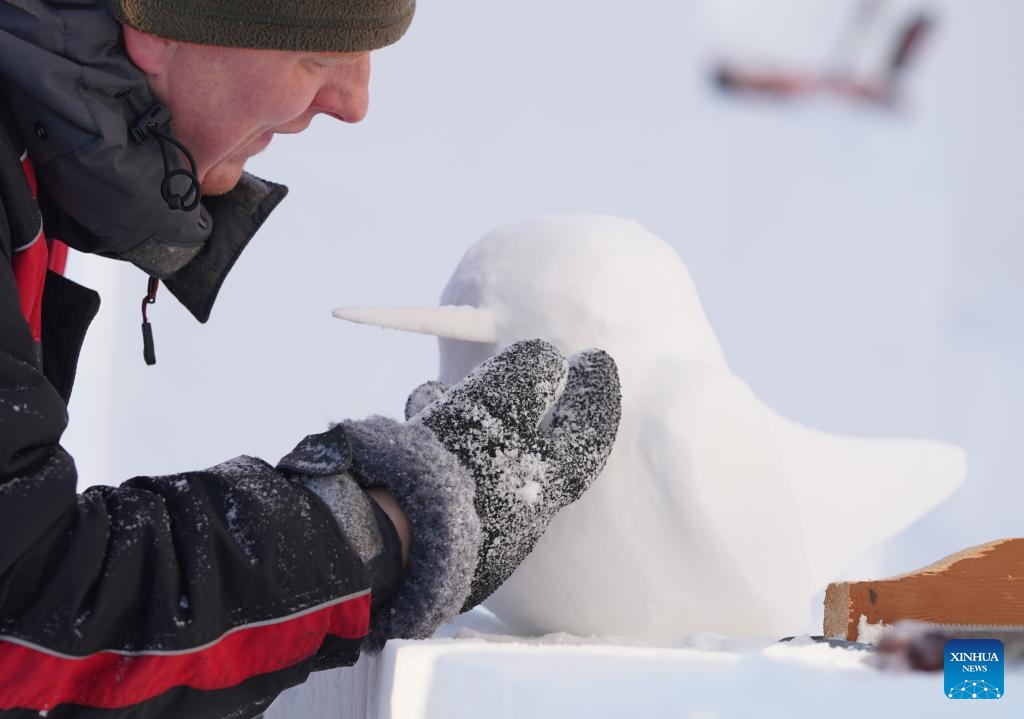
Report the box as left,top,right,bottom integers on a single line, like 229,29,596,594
279,340,620,649
407,340,622,610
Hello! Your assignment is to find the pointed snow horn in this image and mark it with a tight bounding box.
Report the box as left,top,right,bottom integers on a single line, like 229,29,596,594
332,305,499,343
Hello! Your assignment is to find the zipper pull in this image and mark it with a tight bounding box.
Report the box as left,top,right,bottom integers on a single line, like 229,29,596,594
141,276,159,366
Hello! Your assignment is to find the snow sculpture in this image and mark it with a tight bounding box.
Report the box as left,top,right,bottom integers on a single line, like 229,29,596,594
334,215,965,638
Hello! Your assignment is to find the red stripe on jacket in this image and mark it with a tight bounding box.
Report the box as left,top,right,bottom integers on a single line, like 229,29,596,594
11,152,69,342
0,591,371,712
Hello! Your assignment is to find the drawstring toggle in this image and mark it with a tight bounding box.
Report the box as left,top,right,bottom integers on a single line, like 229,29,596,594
141,277,159,366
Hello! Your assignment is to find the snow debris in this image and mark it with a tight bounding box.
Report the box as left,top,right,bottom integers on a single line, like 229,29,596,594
855,614,892,645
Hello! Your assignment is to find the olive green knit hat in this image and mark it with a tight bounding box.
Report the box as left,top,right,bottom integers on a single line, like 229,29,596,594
107,0,415,52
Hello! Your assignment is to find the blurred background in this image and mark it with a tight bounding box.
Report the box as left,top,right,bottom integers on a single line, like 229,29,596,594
67,0,1022,628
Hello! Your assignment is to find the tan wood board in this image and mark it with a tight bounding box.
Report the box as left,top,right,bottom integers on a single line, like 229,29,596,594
824,538,1024,641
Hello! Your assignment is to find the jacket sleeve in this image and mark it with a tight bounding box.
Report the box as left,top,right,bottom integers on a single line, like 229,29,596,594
0,254,403,718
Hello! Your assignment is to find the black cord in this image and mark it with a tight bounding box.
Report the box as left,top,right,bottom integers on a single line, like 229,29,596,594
151,128,200,211
118,88,201,212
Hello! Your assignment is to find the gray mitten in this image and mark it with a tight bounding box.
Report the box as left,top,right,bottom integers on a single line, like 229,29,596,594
409,340,621,610
281,339,620,650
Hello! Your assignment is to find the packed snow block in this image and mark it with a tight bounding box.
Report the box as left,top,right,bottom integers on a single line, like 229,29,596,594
309,636,1024,718
825,538,1024,642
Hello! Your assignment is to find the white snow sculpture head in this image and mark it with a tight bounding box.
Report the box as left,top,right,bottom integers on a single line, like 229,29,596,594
334,214,965,639
433,215,728,385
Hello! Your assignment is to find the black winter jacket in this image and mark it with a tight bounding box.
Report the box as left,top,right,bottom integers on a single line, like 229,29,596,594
0,3,403,717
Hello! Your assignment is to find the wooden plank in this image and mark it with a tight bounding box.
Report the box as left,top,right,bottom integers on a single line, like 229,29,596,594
824,538,1024,642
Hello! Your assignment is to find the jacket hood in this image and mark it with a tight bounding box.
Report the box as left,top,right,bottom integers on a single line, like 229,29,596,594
0,0,288,322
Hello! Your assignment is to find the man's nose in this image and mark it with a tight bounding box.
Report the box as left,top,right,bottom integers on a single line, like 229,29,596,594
313,53,371,123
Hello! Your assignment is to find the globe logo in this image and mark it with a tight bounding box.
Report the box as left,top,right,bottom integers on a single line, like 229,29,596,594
948,679,1000,699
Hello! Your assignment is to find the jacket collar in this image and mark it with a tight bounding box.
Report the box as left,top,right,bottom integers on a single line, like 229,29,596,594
165,173,287,323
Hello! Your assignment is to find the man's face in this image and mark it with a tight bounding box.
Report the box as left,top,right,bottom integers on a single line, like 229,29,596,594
124,29,371,195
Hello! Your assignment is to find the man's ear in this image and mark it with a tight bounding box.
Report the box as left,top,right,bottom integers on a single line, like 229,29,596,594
121,24,177,75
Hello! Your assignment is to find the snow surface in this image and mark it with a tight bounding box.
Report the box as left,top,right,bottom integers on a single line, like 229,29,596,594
266,610,1024,719
375,637,1020,719
346,214,964,639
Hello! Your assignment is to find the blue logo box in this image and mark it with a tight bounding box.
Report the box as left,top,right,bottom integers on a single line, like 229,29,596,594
945,639,1004,699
